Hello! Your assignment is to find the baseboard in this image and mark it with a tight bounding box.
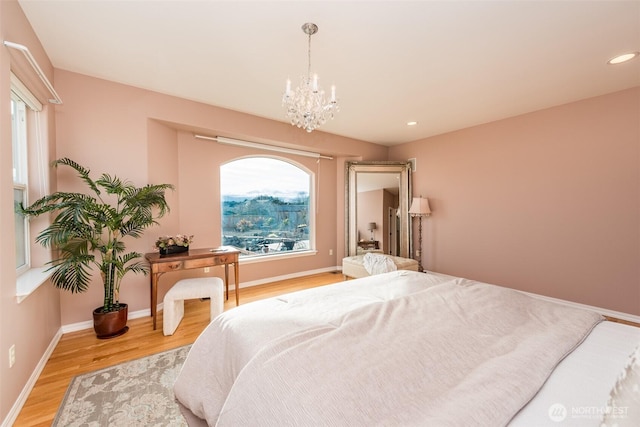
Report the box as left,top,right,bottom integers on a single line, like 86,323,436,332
60,266,341,333
1,328,63,427
235,266,340,289
61,307,152,334
520,290,640,324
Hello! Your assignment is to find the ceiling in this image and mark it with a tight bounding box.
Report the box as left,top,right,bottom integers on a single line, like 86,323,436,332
357,172,400,194
18,0,640,146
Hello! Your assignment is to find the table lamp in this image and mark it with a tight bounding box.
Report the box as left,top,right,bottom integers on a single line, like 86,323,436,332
368,222,377,241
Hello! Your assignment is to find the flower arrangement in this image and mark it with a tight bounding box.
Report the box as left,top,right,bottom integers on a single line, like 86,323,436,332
155,234,194,249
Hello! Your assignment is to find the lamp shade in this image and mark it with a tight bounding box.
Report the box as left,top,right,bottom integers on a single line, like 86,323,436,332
409,197,431,216
368,222,377,231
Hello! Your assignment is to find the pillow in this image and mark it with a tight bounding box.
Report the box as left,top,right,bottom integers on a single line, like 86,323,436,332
601,344,640,427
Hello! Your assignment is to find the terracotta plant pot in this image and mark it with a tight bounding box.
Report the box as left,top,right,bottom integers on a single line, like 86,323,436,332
93,303,129,339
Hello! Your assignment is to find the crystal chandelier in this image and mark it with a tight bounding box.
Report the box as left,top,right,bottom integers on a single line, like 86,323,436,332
283,23,339,133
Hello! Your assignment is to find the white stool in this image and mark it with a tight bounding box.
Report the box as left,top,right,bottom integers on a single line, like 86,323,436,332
163,277,224,336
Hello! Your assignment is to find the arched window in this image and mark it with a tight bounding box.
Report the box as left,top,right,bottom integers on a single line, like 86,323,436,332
220,157,313,258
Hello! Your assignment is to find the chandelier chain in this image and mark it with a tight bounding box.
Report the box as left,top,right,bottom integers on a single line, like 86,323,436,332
307,30,311,83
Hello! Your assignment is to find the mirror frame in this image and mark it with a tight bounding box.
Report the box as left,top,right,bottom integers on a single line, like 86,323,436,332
345,161,412,258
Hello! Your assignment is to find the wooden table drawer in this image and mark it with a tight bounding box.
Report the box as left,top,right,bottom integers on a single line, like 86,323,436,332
151,254,236,273
182,257,217,269
154,261,184,273
210,253,236,265
184,254,236,268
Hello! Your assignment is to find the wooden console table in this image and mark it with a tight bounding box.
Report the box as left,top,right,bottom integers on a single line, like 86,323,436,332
358,240,379,250
145,247,240,330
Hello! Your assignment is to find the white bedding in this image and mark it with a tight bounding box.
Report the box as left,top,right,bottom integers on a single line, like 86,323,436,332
174,271,639,427
511,321,640,426
175,271,453,424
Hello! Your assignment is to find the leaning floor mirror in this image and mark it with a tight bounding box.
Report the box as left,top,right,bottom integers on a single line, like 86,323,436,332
345,161,412,258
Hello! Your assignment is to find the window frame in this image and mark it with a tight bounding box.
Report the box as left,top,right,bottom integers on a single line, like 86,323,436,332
10,72,51,303
11,90,31,274
220,155,316,261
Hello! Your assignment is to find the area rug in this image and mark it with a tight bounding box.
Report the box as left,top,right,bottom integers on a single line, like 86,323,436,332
53,345,191,426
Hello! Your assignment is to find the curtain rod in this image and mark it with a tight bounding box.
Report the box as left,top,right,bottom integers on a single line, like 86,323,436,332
194,135,333,160
4,41,63,105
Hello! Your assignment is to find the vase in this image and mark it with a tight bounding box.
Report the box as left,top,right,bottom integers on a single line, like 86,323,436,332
93,303,128,339
159,245,189,256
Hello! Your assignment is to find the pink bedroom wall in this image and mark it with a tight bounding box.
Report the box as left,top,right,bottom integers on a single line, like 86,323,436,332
356,189,396,253
357,190,379,242
0,0,61,422
390,88,640,316
147,120,180,237
174,131,340,284
357,189,387,248
53,72,153,325
52,69,385,325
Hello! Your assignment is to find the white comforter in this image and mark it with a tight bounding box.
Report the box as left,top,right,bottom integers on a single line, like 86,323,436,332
174,271,602,426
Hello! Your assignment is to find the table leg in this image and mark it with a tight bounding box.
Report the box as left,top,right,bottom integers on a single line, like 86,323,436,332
224,264,229,300
150,273,158,330
234,262,240,306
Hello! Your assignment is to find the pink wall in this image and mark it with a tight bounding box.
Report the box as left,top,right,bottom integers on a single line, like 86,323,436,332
357,189,396,251
390,88,640,316
0,0,61,423
357,190,381,242
52,69,386,325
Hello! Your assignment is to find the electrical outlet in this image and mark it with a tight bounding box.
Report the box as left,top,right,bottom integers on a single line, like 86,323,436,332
204,267,210,273
9,345,15,368
329,249,333,256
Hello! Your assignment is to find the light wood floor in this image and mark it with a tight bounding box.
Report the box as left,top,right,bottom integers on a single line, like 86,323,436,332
14,271,345,427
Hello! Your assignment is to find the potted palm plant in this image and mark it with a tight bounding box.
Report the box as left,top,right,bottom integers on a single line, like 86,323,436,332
20,158,173,338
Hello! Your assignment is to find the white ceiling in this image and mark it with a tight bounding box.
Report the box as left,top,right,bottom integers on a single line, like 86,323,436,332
357,172,400,194
18,0,640,146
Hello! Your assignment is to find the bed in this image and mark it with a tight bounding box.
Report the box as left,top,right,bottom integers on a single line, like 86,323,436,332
174,270,640,426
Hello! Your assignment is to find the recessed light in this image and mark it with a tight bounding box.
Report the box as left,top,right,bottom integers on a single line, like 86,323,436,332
608,52,639,65
407,121,418,126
